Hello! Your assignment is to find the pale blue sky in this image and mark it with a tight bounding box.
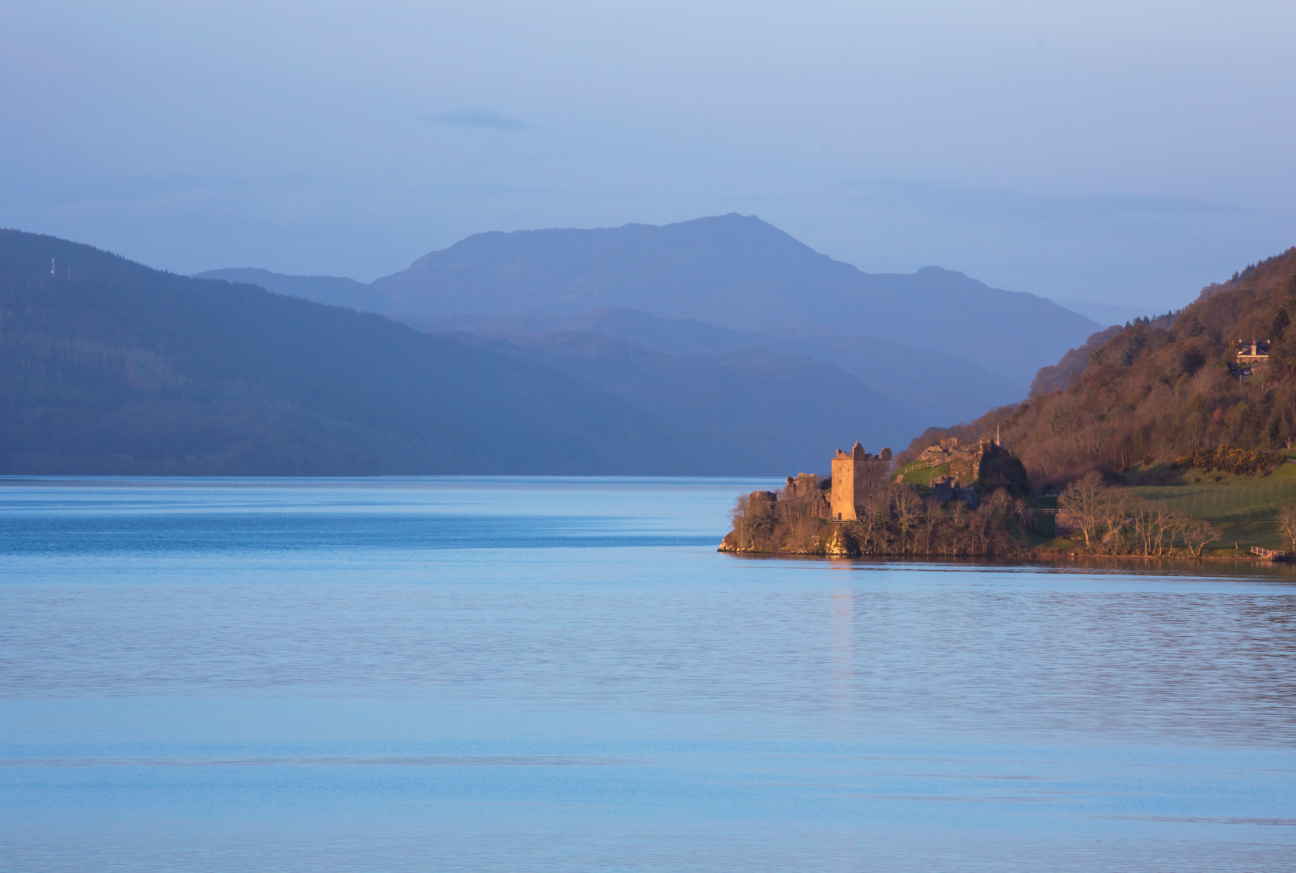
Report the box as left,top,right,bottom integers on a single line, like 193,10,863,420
3,0,1294,309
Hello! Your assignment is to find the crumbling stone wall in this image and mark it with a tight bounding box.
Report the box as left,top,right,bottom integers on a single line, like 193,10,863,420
919,437,1028,496
784,472,831,519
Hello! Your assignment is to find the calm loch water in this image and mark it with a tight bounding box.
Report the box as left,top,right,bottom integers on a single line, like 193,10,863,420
1,477,1295,871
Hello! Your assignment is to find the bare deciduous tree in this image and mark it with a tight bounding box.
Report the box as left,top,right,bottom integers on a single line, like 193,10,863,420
731,493,775,550
1279,505,1296,552
1124,497,1171,556
1180,518,1219,558
1098,489,1131,552
730,494,755,549
778,482,824,550
945,500,970,554
1058,472,1107,547
889,483,924,553
919,498,942,556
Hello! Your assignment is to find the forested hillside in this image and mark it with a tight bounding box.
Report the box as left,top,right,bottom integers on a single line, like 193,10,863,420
1,229,919,475
0,231,677,475
477,330,921,472
900,248,1296,489
411,307,1023,426
196,267,372,310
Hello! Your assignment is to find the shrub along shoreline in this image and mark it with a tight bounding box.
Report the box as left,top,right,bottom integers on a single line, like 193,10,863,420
720,470,1296,560
720,484,1033,558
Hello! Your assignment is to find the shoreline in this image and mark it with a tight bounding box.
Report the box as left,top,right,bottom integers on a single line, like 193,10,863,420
720,544,1291,565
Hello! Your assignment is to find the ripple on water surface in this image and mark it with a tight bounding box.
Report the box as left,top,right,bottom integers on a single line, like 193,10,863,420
1,477,1294,872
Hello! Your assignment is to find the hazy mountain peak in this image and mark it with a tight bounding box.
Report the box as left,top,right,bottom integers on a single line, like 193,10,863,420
368,215,1097,382
195,214,1100,383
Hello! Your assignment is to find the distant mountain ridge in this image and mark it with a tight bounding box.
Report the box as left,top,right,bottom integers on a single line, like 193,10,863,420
447,328,923,472
1051,299,1159,327
374,214,1101,381
0,231,678,475
196,268,371,310
197,214,1101,425
1,229,917,475
409,307,1024,426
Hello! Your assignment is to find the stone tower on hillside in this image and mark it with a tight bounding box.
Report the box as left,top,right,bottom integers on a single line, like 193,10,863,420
830,442,892,521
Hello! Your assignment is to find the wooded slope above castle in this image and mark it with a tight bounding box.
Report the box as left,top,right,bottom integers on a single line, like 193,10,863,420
899,247,1296,489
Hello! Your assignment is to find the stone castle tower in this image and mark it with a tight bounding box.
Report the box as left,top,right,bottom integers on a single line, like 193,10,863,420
830,442,892,521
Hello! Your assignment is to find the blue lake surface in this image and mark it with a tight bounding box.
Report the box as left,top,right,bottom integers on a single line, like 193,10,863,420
1,476,1295,871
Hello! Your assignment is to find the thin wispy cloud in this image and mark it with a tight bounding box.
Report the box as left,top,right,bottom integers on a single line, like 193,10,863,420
427,108,525,130
843,177,1243,221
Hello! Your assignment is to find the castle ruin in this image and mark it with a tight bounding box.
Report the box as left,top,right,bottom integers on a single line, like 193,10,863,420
909,436,1028,498
731,442,894,528
829,442,892,521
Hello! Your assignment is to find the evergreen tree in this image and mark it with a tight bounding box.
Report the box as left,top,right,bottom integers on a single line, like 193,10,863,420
1273,306,1290,341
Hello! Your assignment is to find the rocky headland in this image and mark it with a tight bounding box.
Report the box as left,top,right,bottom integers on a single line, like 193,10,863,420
719,439,1032,558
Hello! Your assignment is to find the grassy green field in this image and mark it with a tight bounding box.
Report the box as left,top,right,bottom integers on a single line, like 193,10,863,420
899,455,1296,551
896,461,950,488
1130,462,1296,549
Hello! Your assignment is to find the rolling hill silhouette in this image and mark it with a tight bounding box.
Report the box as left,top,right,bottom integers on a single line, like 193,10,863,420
366,214,1099,381
3,229,915,474
201,214,1095,420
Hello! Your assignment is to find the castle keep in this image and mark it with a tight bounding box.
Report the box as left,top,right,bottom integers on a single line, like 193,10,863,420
732,442,894,530
830,442,892,521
